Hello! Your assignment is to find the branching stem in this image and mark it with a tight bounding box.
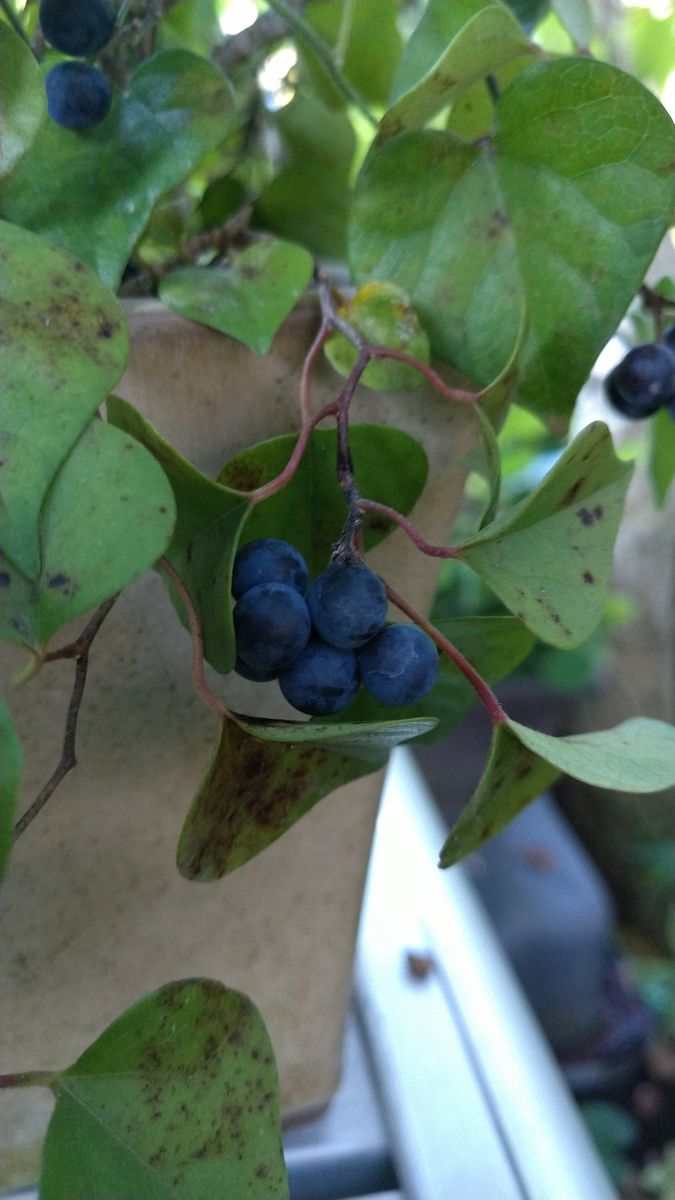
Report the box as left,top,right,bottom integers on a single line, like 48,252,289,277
13,595,119,842
383,580,508,726
248,398,339,503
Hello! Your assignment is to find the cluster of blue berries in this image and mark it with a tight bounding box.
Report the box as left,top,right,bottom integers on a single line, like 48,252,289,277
41,0,116,130
232,538,439,717
604,326,675,420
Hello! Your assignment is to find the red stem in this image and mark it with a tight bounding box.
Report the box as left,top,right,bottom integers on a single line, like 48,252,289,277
383,580,508,726
247,399,339,504
156,557,231,723
369,346,479,405
300,321,331,420
357,499,460,559
0,1071,56,1090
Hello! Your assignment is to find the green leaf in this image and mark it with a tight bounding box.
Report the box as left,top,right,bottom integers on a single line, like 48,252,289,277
177,713,433,880
0,24,46,179
0,221,129,578
648,406,675,508
39,979,288,1200
107,398,249,675
303,0,403,108
439,713,675,866
381,0,534,143
330,616,535,742
253,92,355,259
159,240,313,355
0,51,234,289
350,58,675,422
509,716,675,792
218,425,428,575
439,721,560,866
0,419,176,649
550,0,592,47
457,422,632,648
324,282,430,391
0,695,21,881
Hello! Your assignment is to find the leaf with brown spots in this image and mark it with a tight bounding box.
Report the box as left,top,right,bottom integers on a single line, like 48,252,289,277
178,712,435,879
456,423,632,648
380,0,533,143
439,713,675,867
0,419,175,650
0,221,128,578
39,979,288,1200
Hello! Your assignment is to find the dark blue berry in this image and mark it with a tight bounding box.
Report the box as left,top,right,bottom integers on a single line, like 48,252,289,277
232,537,308,600
234,657,278,683
279,638,359,716
45,62,112,131
359,625,439,706
40,0,116,55
307,562,387,650
604,343,675,420
234,582,310,674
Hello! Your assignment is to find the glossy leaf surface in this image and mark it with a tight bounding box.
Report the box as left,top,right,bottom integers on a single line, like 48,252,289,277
351,58,675,421
40,980,288,1200
0,221,128,578
0,52,234,288
160,240,313,355
458,423,632,647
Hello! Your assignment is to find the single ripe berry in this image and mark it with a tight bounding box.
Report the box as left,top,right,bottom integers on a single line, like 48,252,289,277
604,343,675,420
234,582,310,674
359,624,439,706
234,657,279,683
45,62,112,131
279,638,359,716
40,0,116,56
232,537,308,600
307,562,387,650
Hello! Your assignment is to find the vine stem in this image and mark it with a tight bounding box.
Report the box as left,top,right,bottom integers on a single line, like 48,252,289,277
357,499,460,559
0,1071,57,1091
300,321,331,421
383,579,508,726
156,557,231,723
248,398,339,503
264,0,378,128
12,595,119,843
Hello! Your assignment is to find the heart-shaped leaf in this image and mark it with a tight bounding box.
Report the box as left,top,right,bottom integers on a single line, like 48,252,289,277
457,422,632,647
438,721,559,866
159,240,314,355
0,24,46,179
328,615,535,742
178,712,434,880
0,419,176,650
0,221,129,577
40,979,288,1200
350,58,675,421
439,714,675,866
325,282,430,391
107,398,249,676
218,425,428,575
380,0,534,142
0,696,21,881
0,51,234,288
